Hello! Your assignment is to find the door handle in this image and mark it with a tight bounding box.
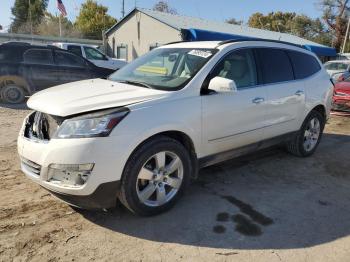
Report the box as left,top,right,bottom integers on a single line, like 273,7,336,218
295,90,304,96
252,97,265,104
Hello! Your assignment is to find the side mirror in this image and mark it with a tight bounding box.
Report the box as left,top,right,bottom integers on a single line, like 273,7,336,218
208,76,237,93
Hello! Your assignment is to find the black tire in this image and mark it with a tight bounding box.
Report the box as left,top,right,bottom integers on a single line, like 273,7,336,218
1,84,26,104
119,136,192,216
286,110,325,157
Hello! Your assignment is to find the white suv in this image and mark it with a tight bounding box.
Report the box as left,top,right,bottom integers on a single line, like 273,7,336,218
18,40,333,216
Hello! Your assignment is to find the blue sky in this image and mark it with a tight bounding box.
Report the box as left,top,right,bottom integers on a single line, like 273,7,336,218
1,0,323,31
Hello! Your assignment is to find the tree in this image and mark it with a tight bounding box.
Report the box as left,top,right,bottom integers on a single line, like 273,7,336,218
37,12,82,38
319,0,350,51
153,1,177,14
226,18,243,25
75,0,117,40
248,12,331,46
10,0,48,33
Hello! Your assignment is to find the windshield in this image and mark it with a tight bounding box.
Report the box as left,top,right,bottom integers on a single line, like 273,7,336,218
109,48,217,91
324,62,349,71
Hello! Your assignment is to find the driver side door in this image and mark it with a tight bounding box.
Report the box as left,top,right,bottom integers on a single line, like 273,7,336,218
202,48,268,157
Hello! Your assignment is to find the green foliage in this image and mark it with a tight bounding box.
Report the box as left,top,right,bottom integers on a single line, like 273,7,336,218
75,0,117,40
248,12,332,46
37,12,82,38
153,1,177,14
10,0,48,33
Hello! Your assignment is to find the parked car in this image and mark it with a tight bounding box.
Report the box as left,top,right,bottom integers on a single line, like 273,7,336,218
333,77,350,111
52,42,127,71
0,42,115,104
324,60,350,82
18,39,333,216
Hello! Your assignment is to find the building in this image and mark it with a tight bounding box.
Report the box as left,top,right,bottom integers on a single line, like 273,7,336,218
105,8,336,62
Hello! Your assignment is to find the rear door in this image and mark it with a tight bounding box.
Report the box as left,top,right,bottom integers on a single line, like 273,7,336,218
255,48,306,139
53,50,93,84
22,48,60,90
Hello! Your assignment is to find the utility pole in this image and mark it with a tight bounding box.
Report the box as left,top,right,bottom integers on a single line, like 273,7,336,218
28,0,33,35
342,16,350,54
121,0,125,18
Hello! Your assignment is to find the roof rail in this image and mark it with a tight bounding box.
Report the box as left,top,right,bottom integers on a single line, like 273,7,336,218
164,40,188,46
217,38,304,49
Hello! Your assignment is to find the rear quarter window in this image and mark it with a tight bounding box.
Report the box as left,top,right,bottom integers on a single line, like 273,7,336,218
256,48,294,84
288,51,321,79
0,46,24,62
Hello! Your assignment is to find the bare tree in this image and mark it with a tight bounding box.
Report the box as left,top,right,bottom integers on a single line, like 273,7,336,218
153,1,177,14
320,0,350,50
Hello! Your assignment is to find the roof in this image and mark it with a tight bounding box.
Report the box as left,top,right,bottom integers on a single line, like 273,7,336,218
106,8,336,56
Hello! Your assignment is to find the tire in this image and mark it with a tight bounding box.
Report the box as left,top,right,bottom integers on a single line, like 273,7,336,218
286,110,325,157
1,84,26,104
119,136,192,216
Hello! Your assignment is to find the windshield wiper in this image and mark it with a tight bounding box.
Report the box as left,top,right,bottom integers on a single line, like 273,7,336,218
117,80,153,89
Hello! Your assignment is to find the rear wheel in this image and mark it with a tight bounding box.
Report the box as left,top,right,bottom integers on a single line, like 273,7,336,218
286,110,325,157
1,84,26,104
119,136,192,216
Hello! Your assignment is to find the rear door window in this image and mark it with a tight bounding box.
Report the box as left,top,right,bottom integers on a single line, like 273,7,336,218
23,49,54,65
67,45,83,57
288,51,321,79
256,48,294,84
55,51,87,68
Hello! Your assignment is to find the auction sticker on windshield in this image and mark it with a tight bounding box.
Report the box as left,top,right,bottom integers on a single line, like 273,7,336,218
188,50,212,58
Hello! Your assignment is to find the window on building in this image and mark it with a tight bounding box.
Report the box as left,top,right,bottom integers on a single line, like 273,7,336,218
117,44,127,61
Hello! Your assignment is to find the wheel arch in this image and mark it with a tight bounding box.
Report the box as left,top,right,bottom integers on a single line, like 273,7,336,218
0,75,32,95
125,130,199,179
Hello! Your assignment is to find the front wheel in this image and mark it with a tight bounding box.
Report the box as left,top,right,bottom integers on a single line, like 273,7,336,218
119,136,192,216
286,110,325,157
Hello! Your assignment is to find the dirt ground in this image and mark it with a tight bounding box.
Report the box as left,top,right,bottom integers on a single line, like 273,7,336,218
0,104,350,262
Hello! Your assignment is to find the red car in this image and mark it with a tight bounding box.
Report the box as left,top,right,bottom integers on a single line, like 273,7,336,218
333,79,350,111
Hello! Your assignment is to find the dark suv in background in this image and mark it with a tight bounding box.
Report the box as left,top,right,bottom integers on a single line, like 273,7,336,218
0,42,115,104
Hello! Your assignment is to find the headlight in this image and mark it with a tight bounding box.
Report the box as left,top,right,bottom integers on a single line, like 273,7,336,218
54,108,129,139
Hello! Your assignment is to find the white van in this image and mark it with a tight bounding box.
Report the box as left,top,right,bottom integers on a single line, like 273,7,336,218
19,39,333,216
52,43,127,71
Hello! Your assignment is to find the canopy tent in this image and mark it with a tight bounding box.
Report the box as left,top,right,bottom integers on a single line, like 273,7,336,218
182,28,337,57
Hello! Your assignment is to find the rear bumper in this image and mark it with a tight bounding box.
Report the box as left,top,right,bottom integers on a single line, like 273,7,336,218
46,181,121,209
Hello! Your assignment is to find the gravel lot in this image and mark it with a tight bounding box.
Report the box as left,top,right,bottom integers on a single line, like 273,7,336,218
1,104,350,262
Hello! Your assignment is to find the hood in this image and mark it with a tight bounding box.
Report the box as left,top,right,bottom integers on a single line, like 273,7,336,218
27,79,168,116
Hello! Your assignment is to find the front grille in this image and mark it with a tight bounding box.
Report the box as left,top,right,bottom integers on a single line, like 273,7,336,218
24,112,63,141
21,158,41,176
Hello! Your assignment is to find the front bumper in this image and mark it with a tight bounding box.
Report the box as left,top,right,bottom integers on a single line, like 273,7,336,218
47,181,120,209
17,130,133,208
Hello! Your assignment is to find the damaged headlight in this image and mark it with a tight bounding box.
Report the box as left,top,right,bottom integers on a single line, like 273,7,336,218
54,108,129,139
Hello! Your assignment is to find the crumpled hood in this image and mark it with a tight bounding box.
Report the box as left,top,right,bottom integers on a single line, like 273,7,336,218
27,79,168,116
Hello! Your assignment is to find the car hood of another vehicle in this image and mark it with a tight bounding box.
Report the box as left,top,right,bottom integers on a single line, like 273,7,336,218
27,78,169,117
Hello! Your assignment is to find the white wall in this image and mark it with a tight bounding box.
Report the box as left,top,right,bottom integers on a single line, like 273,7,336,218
106,11,181,61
